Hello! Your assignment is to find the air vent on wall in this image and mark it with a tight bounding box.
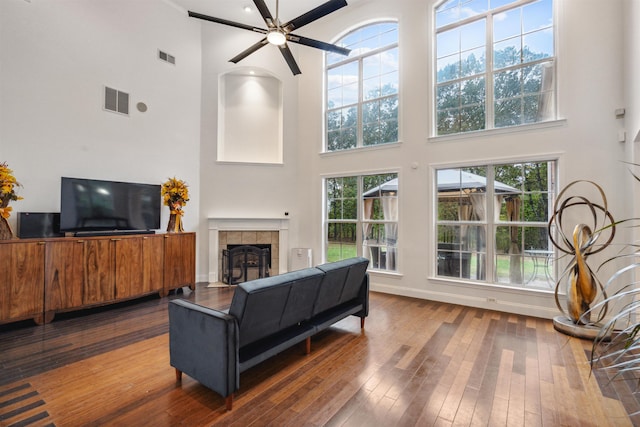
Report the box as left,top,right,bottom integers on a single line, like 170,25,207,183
104,86,129,115
158,50,175,65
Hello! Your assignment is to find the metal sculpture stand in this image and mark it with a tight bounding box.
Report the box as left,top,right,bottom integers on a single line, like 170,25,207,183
548,181,616,339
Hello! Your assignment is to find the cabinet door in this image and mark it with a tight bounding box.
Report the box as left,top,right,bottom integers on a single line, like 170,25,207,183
84,238,115,304
164,233,195,292
142,235,164,295
45,240,85,312
0,242,45,323
114,237,144,299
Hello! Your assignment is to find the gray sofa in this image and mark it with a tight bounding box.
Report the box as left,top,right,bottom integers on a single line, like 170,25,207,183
168,256,370,410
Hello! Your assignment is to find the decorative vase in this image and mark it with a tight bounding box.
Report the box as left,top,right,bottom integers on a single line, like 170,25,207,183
167,212,184,233
0,196,13,240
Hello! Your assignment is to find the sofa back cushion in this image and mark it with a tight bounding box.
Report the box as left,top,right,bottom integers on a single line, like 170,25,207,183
313,257,369,316
229,268,324,347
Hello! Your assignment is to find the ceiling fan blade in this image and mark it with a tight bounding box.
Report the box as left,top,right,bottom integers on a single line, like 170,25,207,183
229,38,270,64
283,0,348,32
287,33,350,56
188,11,267,34
279,45,302,75
253,0,276,28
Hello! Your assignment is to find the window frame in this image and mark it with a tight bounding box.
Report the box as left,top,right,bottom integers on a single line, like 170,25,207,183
325,21,400,152
324,172,400,273
433,0,556,137
433,159,558,288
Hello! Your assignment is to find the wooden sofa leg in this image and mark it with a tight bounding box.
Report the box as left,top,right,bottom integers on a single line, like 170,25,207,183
225,394,233,411
305,336,311,355
175,368,182,382
361,317,365,329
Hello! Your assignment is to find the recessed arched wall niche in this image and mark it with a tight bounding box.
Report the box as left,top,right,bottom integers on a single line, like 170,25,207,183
217,69,283,164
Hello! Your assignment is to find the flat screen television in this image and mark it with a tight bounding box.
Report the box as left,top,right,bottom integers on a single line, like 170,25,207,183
60,177,161,235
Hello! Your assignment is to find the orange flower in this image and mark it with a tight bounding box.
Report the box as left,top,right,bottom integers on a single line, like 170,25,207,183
0,206,12,219
0,162,22,219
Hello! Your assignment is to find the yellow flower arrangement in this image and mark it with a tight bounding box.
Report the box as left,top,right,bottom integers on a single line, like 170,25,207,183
161,177,189,215
162,177,189,233
0,161,23,220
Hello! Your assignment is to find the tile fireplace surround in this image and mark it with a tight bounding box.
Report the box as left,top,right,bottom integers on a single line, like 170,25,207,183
208,217,289,283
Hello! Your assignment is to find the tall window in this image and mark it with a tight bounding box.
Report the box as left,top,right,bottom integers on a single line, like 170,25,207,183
326,22,399,151
326,173,398,272
434,0,555,136
435,161,556,289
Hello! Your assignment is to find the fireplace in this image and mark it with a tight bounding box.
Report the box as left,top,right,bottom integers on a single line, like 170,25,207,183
222,244,271,285
208,217,289,283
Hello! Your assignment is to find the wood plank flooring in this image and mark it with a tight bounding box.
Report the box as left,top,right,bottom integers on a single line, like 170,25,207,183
0,284,638,426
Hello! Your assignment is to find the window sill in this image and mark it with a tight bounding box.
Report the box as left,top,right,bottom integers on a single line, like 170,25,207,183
427,119,567,144
368,269,403,279
320,141,402,157
428,275,559,294
215,160,284,167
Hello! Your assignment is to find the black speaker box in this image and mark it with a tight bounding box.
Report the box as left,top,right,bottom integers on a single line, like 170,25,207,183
17,212,64,239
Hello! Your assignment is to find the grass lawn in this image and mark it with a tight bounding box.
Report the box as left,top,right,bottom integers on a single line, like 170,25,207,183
327,242,357,262
328,242,553,284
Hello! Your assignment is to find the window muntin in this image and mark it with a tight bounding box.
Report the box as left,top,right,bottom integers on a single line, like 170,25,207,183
435,0,555,136
326,22,399,151
326,176,358,261
325,173,398,272
435,161,556,288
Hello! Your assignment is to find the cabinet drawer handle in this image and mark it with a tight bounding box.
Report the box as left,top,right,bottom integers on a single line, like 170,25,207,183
77,240,85,243
111,238,122,242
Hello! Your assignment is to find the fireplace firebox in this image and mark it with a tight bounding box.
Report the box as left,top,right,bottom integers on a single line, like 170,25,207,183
222,244,271,285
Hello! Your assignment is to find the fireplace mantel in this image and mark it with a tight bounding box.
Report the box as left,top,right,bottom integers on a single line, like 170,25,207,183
208,217,289,283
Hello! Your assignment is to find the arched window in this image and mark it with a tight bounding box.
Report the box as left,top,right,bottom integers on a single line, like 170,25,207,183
434,0,555,136
325,22,399,152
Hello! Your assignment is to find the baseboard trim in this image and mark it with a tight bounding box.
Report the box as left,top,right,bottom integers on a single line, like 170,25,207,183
370,283,559,320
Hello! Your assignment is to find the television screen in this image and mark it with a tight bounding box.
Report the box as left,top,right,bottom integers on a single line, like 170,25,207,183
60,177,161,234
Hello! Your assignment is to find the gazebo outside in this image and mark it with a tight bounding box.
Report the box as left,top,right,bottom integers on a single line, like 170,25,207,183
358,168,554,287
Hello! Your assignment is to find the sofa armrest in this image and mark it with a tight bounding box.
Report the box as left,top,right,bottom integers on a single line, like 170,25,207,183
356,273,370,320
168,299,239,399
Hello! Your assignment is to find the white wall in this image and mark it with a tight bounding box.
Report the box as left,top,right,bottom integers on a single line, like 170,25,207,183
624,0,640,192
622,0,640,304
218,73,283,164
293,0,629,319
196,20,303,276
0,0,202,267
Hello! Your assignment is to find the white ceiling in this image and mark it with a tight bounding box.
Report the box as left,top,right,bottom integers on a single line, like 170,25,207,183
169,0,358,29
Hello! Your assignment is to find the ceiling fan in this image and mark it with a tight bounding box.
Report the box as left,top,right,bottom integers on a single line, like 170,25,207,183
188,0,351,75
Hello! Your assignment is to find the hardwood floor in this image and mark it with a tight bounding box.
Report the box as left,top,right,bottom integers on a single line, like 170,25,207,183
0,283,638,426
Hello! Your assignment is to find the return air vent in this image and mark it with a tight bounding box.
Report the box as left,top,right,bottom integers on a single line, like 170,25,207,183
158,50,175,65
104,86,129,115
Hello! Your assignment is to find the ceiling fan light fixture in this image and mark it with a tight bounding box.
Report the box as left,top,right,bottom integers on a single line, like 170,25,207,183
267,30,286,46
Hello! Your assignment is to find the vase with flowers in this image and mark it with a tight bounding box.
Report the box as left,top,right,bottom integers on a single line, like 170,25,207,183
161,177,189,233
0,162,23,240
